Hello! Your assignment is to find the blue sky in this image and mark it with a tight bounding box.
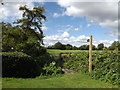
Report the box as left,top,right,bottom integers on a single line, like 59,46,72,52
0,1,118,47
43,2,112,39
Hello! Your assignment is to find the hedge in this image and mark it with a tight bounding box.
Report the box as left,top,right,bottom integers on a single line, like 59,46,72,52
63,51,120,85
2,52,40,78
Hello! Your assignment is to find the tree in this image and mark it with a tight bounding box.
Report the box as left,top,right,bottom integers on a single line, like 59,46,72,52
103,47,108,50
109,41,120,50
97,43,104,50
65,44,73,50
53,42,64,50
14,5,46,45
2,6,47,57
79,45,89,50
72,46,78,50
47,46,53,49
2,23,27,51
92,45,96,50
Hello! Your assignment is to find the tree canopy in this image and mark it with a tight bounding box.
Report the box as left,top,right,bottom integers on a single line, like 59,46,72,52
14,5,46,45
97,43,104,50
47,42,97,50
2,5,47,57
109,41,120,50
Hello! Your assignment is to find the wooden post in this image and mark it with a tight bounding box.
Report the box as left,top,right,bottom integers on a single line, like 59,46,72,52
89,35,92,72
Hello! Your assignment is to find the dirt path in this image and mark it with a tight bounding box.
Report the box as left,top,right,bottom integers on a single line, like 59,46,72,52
62,68,78,74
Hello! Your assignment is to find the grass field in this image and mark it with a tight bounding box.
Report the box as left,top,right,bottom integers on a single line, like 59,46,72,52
47,49,89,54
2,73,117,88
47,49,116,54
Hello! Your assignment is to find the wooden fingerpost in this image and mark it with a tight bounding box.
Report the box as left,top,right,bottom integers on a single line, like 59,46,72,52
89,35,92,72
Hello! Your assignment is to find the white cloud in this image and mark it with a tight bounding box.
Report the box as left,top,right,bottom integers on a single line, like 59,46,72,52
0,2,34,21
115,39,118,41
57,25,81,32
93,40,114,47
53,13,60,17
53,12,65,18
66,24,73,28
61,31,69,37
43,32,114,47
99,20,118,30
57,1,118,36
74,28,79,31
87,24,91,27
43,33,89,47
57,24,74,32
41,26,48,31
106,31,119,37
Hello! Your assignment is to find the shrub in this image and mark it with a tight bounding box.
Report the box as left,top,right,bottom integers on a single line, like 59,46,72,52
91,51,120,85
63,52,89,73
43,61,62,76
34,53,59,75
2,52,40,78
15,40,47,58
35,53,54,68
63,51,119,85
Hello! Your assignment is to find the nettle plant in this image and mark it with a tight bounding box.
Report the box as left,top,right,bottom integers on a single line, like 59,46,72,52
43,61,62,76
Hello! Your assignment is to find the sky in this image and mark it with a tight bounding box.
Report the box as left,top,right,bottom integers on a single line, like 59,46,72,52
0,0,119,47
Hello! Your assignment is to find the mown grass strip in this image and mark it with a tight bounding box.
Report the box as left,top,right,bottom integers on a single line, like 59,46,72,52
2,73,117,88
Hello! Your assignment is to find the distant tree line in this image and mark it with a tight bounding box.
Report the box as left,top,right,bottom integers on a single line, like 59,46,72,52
47,41,120,50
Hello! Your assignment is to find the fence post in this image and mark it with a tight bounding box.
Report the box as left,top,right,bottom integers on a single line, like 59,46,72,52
89,35,92,72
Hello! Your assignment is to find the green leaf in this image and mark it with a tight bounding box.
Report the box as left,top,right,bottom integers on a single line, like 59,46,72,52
87,39,90,42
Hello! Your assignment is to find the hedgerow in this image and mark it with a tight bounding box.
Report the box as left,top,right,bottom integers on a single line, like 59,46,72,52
63,51,119,85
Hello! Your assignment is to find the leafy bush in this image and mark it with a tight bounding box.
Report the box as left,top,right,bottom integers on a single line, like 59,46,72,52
43,61,62,76
2,52,40,78
63,51,119,85
91,51,120,85
34,53,62,75
35,53,54,68
63,52,89,73
21,41,47,57
2,22,47,58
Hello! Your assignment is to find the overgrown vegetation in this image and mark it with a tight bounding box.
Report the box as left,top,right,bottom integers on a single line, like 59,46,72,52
43,61,62,76
63,51,119,85
1,5,56,78
1,4,119,88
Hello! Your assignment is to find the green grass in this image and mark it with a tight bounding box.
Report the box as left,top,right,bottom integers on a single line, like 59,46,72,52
47,49,88,54
2,73,117,88
47,49,114,55
0,79,2,89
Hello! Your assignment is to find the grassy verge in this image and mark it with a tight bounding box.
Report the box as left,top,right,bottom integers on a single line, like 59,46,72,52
2,73,117,88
